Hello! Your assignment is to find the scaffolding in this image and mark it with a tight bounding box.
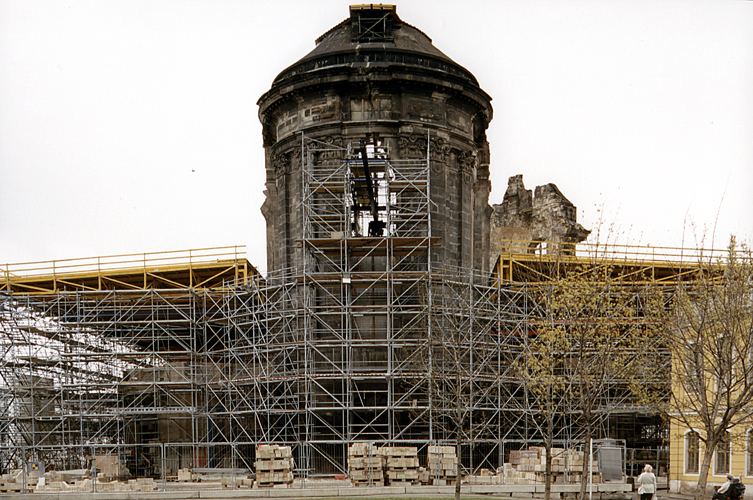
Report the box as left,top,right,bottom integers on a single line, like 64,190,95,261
0,144,720,479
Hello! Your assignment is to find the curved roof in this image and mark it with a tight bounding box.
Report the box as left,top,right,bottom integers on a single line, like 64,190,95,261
271,8,481,88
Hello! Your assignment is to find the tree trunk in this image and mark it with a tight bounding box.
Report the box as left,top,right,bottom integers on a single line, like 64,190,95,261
579,420,592,500
545,410,553,500
695,446,715,500
455,439,461,500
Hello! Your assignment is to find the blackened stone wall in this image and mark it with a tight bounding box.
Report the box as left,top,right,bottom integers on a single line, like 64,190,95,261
258,6,494,274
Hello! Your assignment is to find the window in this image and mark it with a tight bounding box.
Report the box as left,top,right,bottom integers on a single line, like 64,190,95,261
715,433,731,476
716,332,735,392
686,431,700,474
748,430,753,476
686,342,703,395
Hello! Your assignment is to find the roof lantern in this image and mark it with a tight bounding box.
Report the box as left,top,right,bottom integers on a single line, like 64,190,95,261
349,4,398,42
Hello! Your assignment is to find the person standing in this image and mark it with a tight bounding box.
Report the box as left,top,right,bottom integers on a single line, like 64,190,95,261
637,464,657,500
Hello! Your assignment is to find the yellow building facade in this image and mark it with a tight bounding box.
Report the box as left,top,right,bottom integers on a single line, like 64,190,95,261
670,420,753,493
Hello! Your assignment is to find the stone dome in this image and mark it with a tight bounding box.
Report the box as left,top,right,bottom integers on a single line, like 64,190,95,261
258,5,492,149
271,5,481,88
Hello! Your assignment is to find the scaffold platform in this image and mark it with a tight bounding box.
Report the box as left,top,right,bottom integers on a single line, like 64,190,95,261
1,246,255,293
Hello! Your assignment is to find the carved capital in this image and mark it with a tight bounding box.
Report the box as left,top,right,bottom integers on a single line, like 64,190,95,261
398,134,451,163
430,137,450,163
272,152,290,178
318,136,344,161
399,134,426,159
457,149,477,173
290,147,302,170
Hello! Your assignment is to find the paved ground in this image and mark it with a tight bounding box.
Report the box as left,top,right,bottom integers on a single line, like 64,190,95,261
0,482,703,500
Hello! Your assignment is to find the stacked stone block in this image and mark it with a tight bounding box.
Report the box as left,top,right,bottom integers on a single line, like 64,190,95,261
255,444,294,488
465,468,500,485
383,446,419,485
503,447,600,484
0,470,26,493
30,476,158,493
348,443,384,486
427,445,458,486
417,466,431,485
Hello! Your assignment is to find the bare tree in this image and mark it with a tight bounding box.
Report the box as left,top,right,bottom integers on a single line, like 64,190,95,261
518,312,571,500
521,252,664,500
660,237,753,500
420,248,667,500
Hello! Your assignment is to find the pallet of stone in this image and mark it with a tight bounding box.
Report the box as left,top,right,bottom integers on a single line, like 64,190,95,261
465,469,501,485
348,443,384,486
350,475,384,486
500,446,602,485
221,476,255,488
349,463,384,487
129,478,158,491
349,466,383,477
428,462,458,473
433,477,458,486
348,467,384,485
349,457,384,474
383,446,419,485
256,475,293,488
256,470,294,488
349,476,383,485
427,446,458,469
0,472,22,493
386,468,418,482
0,482,24,493
384,446,419,468
387,478,415,486
255,444,294,488
427,445,459,485
177,468,192,481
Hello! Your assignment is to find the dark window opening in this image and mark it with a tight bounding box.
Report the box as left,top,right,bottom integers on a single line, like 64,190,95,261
715,433,731,475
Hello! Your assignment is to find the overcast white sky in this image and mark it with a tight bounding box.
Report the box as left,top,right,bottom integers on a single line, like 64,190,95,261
1,0,751,275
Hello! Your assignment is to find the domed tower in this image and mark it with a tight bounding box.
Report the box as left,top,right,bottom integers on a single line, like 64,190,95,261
258,4,493,275
254,5,496,473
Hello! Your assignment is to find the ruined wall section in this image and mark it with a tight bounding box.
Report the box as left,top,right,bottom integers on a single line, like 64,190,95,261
491,174,590,258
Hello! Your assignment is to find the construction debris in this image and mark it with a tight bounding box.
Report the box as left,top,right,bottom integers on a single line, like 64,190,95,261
463,447,602,485
13,473,159,493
